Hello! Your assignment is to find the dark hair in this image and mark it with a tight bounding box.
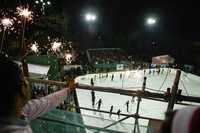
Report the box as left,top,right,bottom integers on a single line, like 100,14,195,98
0,54,23,116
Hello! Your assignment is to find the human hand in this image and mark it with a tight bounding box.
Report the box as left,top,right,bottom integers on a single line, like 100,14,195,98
67,79,77,92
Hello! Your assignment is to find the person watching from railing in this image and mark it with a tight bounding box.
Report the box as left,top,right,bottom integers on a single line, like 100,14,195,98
0,54,76,133
159,106,200,133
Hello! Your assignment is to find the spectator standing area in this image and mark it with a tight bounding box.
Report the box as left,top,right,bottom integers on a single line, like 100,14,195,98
87,48,130,72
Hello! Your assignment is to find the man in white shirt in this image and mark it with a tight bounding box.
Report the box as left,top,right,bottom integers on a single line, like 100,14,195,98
0,54,76,133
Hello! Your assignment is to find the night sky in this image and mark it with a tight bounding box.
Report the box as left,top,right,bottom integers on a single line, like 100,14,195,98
63,1,200,65
63,1,200,37
1,0,200,66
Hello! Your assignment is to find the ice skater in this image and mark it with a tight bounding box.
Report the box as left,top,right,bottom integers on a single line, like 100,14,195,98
109,105,114,117
111,74,114,81
161,69,164,74
131,96,135,103
157,68,161,75
96,98,102,110
106,73,108,78
91,90,95,107
144,69,146,75
90,78,94,86
117,109,121,118
149,69,151,74
125,100,129,112
120,73,122,79
94,75,97,81
152,70,155,75
169,69,171,73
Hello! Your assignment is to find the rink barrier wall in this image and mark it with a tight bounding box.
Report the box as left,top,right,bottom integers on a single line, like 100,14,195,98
28,78,200,107
28,77,200,132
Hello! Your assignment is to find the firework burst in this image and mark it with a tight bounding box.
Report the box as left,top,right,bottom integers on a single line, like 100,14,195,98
31,41,39,52
1,18,13,29
52,41,62,52
16,6,33,21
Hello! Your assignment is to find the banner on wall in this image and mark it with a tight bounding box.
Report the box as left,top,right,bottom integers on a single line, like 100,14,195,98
116,64,124,70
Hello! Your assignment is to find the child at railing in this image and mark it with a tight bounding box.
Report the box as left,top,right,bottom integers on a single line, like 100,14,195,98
0,54,76,133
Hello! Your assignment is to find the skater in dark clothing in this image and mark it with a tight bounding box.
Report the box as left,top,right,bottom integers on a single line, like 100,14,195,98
106,73,108,78
91,90,95,107
125,100,129,112
94,75,96,81
169,69,171,73
144,69,146,75
96,99,102,110
161,69,164,74
109,105,114,117
90,78,94,86
153,70,155,75
111,74,114,81
117,109,121,118
131,96,135,103
157,68,161,75
120,73,122,79
149,69,151,74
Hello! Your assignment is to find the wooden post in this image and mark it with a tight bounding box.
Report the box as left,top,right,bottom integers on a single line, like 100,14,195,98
22,59,29,77
21,41,29,77
134,76,147,133
167,69,181,112
21,18,29,77
73,90,81,113
58,57,65,81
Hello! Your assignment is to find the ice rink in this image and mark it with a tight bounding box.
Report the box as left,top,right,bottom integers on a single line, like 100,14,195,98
75,68,200,131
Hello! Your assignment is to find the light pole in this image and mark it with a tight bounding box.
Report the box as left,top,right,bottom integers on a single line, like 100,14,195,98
17,7,32,77
84,12,97,48
84,12,97,31
146,17,157,57
17,7,32,52
0,18,13,53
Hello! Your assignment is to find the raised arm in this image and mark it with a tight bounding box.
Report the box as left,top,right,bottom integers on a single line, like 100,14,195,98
22,79,76,121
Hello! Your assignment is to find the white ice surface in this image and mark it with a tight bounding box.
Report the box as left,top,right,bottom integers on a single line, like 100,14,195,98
75,68,200,132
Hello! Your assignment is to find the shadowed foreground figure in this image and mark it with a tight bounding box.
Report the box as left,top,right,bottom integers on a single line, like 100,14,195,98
0,54,76,133
159,106,200,133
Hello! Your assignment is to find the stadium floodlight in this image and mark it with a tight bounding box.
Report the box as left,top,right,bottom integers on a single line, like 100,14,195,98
146,17,156,25
85,13,96,22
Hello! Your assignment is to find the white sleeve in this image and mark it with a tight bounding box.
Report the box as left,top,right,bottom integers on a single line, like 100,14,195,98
22,88,70,121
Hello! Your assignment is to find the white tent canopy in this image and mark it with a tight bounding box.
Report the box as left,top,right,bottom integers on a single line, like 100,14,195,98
15,61,50,75
28,64,50,75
